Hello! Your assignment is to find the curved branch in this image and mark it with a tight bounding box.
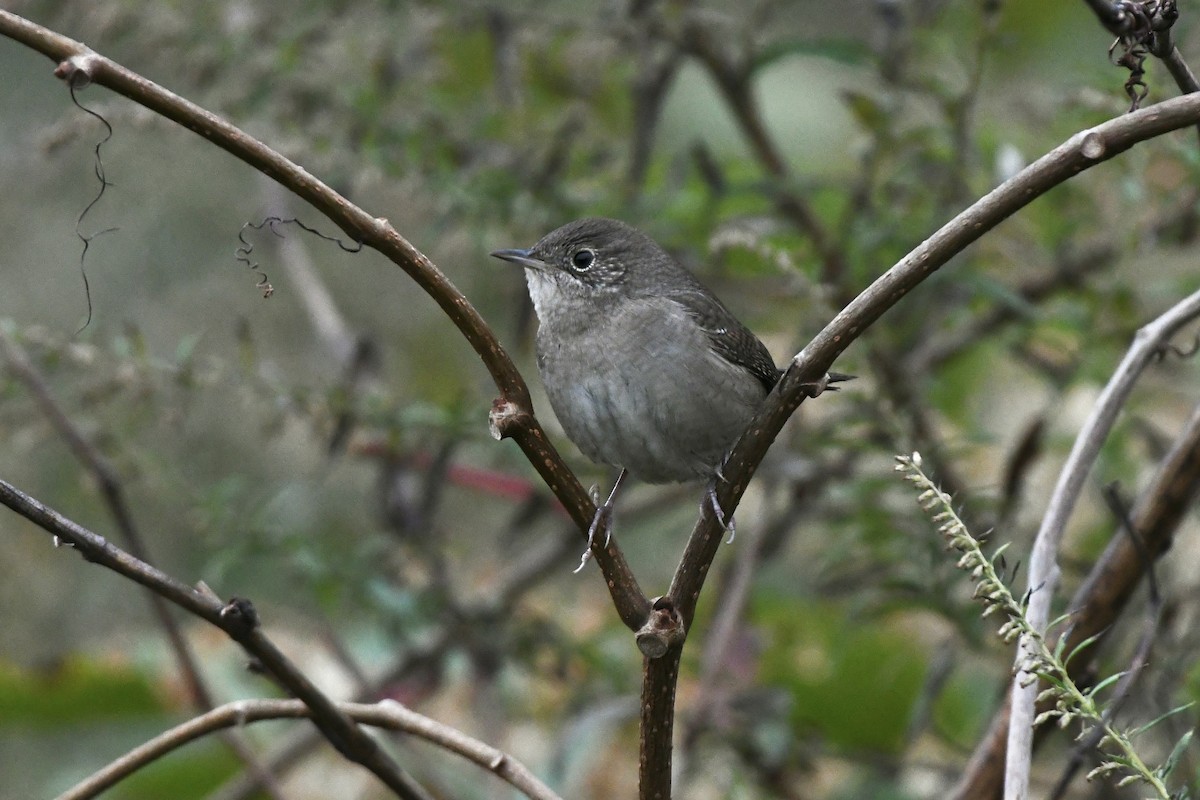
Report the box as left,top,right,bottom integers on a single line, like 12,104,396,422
622,89,1200,800
0,479,429,800
669,91,1200,634
1005,287,1200,800
59,698,561,800
0,10,650,631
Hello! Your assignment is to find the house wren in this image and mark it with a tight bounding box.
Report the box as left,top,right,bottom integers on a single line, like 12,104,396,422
492,218,840,560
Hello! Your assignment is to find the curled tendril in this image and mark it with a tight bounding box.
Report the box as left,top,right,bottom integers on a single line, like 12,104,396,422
235,217,364,298
1106,0,1178,112
69,83,119,333
1154,331,1200,362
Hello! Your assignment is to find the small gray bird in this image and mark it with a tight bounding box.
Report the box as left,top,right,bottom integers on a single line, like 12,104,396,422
492,218,841,560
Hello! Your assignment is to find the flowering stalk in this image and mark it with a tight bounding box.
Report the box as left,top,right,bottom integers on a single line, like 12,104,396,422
895,452,1178,798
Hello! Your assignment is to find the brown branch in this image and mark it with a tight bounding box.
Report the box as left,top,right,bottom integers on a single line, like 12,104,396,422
0,478,430,800
210,518,578,800
677,92,1200,633
632,90,1200,799
58,698,561,800
639,646,683,799
1159,40,1200,93
0,9,651,632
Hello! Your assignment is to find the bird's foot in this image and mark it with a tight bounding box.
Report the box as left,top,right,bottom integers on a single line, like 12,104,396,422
801,371,856,398
706,482,736,544
574,469,628,573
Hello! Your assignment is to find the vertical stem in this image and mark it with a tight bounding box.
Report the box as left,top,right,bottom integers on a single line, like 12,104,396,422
639,647,682,800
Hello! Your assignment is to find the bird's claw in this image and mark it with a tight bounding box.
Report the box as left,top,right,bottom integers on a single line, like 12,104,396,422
574,470,627,573
706,483,736,544
803,371,855,397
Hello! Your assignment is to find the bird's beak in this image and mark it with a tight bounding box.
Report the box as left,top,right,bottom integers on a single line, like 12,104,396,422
490,248,550,271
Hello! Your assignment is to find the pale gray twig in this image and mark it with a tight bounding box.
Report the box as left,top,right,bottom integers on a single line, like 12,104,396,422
1005,288,1200,800
58,698,561,800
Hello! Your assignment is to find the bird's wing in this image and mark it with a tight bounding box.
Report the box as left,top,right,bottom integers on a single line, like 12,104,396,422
667,288,781,392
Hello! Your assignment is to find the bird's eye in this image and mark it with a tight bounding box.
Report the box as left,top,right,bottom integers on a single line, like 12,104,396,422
571,249,595,271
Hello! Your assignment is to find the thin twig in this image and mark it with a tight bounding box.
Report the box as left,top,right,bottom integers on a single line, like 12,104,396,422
1005,288,1200,800
210,514,577,800
0,328,289,799
207,630,456,800
58,698,562,800
953,399,1200,799
0,478,432,800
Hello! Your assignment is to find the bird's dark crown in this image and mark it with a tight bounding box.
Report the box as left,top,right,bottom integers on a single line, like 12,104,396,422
526,217,678,292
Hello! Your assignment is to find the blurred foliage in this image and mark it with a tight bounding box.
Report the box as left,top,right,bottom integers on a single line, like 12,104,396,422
0,657,161,726
1,1,1199,799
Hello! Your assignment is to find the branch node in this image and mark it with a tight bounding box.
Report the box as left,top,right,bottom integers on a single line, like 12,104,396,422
488,397,528,440
1080,131,1107,160
636,596,686,659
53,52,101,89
219,596,260,633
231,699,251,727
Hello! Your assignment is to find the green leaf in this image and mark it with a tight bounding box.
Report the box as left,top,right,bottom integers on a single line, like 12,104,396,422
1062,629,1107,668
1084,670,1127,699
843,90,889,135
1129,702,1196,739
1156,728,1193,780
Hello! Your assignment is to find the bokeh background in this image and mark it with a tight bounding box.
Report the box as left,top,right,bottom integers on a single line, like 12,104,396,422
1,2,1198,798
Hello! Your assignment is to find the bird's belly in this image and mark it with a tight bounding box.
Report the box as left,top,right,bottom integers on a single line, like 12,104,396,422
539,338,764,484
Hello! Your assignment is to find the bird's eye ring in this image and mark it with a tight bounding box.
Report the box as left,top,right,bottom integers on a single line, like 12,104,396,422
571,249,595,271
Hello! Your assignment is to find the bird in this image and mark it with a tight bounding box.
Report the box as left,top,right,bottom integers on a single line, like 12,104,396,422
491,217,842,566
